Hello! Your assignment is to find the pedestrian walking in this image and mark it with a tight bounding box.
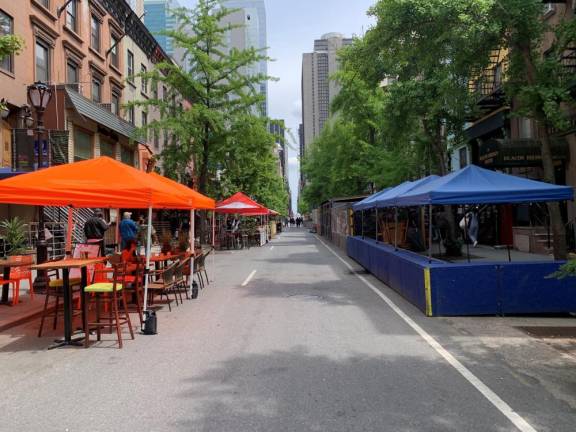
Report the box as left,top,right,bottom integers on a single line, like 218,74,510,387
119,211,138,250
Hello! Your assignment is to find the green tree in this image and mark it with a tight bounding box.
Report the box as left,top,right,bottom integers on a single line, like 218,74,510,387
132,0,270,194
489,0,576,259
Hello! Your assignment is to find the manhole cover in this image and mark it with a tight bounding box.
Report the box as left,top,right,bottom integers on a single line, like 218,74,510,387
517,326,576,339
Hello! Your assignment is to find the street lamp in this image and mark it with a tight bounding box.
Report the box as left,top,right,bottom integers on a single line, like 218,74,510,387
27,82,53,291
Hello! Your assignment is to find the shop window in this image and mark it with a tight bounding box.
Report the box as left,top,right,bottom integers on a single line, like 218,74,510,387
74,129,93,162
0,11,14,73
121,146,134,166
100,139,115,158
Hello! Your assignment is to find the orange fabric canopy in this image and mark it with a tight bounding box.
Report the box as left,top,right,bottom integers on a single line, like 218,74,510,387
148,173,215,210
0,157,211,209
216,192,268,215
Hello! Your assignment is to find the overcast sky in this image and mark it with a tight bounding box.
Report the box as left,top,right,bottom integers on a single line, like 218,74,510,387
179,0,376,213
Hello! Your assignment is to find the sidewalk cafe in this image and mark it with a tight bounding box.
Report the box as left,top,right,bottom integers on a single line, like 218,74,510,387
0,156,215,348
348,165,576,316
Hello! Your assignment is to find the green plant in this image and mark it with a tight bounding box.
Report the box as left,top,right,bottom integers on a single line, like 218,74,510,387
0,217,28,256
548,260,576,280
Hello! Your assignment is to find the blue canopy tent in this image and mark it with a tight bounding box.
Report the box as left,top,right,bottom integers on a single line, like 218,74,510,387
372,175,440,208
353,187,393,211
395,165,574,206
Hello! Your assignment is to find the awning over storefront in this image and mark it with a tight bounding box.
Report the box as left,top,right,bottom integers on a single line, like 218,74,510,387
465,110,506,140
65,88,143,143
395,165,574,206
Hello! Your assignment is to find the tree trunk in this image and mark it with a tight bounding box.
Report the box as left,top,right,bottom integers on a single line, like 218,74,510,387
197,123,211,243
517,42,567,259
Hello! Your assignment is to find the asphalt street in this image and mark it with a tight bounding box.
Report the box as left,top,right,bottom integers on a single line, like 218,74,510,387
0,228,575,431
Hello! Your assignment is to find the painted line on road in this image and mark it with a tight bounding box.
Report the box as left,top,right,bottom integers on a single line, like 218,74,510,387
241,270,257,287
316,236,537,432
270,246,275,251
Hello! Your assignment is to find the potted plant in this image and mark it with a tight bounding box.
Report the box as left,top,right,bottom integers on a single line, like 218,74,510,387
0,217,28,257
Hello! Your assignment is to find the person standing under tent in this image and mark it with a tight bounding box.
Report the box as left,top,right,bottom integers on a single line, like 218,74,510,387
120,212,138,250
84,209,110,255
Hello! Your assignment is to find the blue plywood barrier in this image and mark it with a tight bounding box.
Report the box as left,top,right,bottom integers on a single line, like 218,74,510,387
347,236,576,316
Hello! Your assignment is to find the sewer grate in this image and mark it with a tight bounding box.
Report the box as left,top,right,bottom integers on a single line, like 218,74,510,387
517,326,576,339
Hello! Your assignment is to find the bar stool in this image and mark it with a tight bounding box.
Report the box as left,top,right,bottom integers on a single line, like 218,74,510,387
83,256,134,348
38,268,82,337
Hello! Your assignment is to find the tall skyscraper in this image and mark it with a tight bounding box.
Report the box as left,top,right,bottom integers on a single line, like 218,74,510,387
221,0,268,116
301,33,353,156
143,0,180,58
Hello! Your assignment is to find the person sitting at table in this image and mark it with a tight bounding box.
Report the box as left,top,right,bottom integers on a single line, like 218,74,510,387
121,239,138,263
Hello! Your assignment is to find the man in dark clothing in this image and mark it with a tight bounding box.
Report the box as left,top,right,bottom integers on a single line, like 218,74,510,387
84,209,109,241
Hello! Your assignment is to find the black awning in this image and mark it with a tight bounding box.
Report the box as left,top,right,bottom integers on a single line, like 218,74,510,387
465,111,506,140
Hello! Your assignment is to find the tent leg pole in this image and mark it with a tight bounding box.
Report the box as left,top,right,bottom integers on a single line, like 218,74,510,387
142,206,153,319
394,208,399,251
115,208,120,252
375,208,379,242
66,206,74,256
189,209,195,297
464,206,471,263
428,205,433,263
212,211,215,282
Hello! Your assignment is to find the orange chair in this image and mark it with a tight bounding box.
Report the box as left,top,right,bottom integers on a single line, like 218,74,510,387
0,255,34,305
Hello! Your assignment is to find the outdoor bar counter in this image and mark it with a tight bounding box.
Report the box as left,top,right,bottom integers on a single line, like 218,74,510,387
347,236,576,317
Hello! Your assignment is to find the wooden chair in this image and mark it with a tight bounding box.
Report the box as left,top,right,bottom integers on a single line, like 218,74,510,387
38,266,82,337
83,255,134,348
173,256,191,302
147,261,178,311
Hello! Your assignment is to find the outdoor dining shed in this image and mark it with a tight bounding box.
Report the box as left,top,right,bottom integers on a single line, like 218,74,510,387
348,165,576,316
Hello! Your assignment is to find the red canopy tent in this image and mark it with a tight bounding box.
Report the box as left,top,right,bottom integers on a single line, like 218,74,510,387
216,192,269,215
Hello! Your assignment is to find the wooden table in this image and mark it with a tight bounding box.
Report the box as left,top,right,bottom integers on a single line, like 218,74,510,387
0,257,27,304
32,258,105,349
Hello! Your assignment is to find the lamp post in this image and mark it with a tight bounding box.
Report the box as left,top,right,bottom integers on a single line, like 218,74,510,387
28,82,53,291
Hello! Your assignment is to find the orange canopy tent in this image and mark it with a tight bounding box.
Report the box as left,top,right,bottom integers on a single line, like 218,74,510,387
216,192,269,215
0,156,204,209
148,172,215,210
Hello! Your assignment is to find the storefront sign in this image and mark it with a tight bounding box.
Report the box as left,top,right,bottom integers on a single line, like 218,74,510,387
479,139,568,167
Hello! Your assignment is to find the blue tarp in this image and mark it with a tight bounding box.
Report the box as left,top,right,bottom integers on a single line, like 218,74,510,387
353,187,393,211
395,165,574,206
368,176,439,209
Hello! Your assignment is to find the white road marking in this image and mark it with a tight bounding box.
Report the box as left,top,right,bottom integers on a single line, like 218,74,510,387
241,270,257,287
270,246,275,251
316,236,537,432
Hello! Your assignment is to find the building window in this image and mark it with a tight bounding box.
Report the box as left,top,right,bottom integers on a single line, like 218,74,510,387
127,50,134,81
74,129,93,162
100,139,115,158
127,105,135,125
544,3,554,14
0,11,14,73
35,40,50,82
162,85,167,101
152,81,158,99
141,64,147,93
38,0,50,8
121,146,134,166
91,76,102,103
66,60,79,84
459,147,468,169
65,0,78,32
110,34,119,68
111,91,120,116
142,111,147,127
153,130,159,150
90,15,101,52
